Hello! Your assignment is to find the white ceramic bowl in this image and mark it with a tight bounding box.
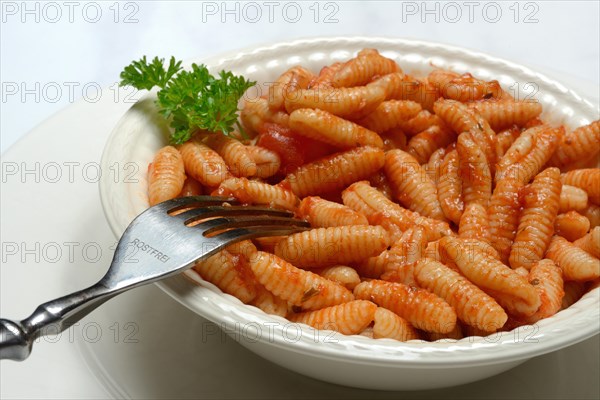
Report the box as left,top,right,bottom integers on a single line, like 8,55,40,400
99,37,600,391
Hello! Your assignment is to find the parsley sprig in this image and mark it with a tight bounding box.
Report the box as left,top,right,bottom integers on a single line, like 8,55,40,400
120,56,255,144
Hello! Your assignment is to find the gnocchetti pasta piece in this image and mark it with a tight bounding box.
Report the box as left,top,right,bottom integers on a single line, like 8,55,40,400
519,259,564,324
213,177,299,211
274,225,390,268
253,235,286,253
367,72,439,111
439,236,541,317
582,204,600,228
433,99,497,169
428,69,503,102
248,251,354,310
148,146,186,206
384,149,446,221
573,227,600,258
561,168,600,205
378,226,428,285
341,180,453,240
307,62,343,89
407,125,457,164
546,235,600,281
280,146,385,198
179,139,230,187
467,101,543,132
488,178,524,264
245,145,281,179
495,127,521,158
456,132,492,207
315,266,361,290
458,203,490,243
332,48,401,88
193,249,257,304
284,85,386,120
296,196,368,228
372,307,420,341
356,100,421,133
353,280,457,333
554,211,590,242
267,66,313,111
204,133,257,178
437,149,464,225
179,176,203,197
289,108,383,149
425,147,448,185
289,300,377,335
397,109,449,137
495,125,561,184
559,185,589,213
251,283,290,317
548,121,600,169
561,281,587,310
413,258,507,331
509,167,562,270
240,97,290,135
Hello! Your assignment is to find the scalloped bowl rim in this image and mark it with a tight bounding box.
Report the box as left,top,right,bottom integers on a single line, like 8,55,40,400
100,36,600,368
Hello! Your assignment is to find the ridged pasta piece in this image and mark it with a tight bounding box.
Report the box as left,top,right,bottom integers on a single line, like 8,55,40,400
573,227,600,258
561,168,600,205
546,235,600,281
381,127,408,151
561,281,587,309
289,300,377,335
179,139,230,187
307,62,343,89
384,149,446,220
439,236,541,317
437,149,464,224
488,178,524,264
248,251,354,310
148,146,186,206
253,235,286,253
284,85,386,120
274,225,390,268
495,126,521,158
583,204,600,228
367,72,439,111
372,307,420,341
354,280,457,333
495,125,561,184
468,101,543,131
245,145,281,179
178,176,203,197
333,48,400,88
433,99,497,169
514,267,529,277
519,259,564,324
425,147,448,185
413,258,507,331
407,125,457,164
356,100,421,133
549,121,600,168
341,180,453,240
297,196,368,227
458,203,490,243
267,66,313,111
397,110,449,137
241,97,290,135
251,283,290,317
315,266,361,290
205,133,257,177
193,249,257,304
280,146,385,198
560,185,589,213
214,177,299,211
289,108,383,149
554,211,591,241
456,132,492,207
509,168,562,270
428,69,503,102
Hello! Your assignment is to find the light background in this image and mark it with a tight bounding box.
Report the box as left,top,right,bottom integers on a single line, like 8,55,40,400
1,0,599,152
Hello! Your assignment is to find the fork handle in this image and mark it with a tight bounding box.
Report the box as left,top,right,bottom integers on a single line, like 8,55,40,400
0,283,113,361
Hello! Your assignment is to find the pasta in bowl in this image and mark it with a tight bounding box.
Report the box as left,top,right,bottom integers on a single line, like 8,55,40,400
100,37,600,390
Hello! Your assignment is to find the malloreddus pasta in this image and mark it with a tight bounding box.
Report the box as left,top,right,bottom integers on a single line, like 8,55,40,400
146,49,600,341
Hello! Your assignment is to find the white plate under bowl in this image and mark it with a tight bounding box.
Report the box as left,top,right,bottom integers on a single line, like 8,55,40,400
99,37,600,391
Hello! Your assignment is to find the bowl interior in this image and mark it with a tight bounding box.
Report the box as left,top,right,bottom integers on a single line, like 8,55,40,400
100,37,599,366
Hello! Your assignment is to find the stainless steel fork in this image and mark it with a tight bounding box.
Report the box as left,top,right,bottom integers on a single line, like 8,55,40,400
0,196,309,361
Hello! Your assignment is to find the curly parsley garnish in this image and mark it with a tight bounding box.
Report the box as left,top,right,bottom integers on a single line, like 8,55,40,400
120,56,255,144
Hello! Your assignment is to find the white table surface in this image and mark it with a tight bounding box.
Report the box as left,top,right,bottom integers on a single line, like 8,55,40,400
1,1,599,399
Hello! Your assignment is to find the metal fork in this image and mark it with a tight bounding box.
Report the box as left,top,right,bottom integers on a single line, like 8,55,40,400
0,196,309,361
